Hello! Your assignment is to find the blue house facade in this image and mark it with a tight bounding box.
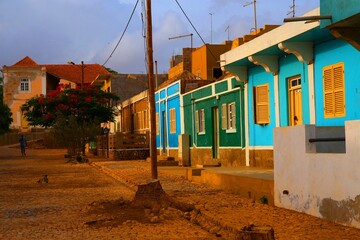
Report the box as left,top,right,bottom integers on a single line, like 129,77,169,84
155,76,210,159
221,3,360,168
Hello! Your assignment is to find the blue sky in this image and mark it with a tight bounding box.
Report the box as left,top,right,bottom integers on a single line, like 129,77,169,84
0,0,319,74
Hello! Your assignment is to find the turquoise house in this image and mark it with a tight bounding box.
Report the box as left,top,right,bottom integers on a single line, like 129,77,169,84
221,1,360,168
155,73,209,159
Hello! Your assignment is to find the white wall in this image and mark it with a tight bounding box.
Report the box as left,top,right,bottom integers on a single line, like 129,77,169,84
274,120,360,228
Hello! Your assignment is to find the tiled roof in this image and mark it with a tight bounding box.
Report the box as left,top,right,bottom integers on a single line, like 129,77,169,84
45,64,110,84
12,56,38,67
7,56,110,84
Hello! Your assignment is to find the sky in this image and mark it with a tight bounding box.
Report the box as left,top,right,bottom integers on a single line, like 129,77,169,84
0,0,319,75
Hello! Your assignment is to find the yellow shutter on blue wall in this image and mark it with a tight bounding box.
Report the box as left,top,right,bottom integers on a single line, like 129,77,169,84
255,84,270,124
323,62,345,118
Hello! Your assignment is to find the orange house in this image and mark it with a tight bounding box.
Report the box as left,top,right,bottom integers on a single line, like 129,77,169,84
1,56,110,131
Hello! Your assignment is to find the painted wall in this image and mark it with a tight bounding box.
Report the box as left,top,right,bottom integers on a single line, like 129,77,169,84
183,77,245,166
320,0,360,27
155,81,181,153
314,39,360,126
274,120,360,228
3,67,45,129
247,66,276,146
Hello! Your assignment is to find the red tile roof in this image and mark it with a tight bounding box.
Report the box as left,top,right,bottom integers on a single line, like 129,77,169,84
45,64,110,84
12,56,38,67
9,56,110,84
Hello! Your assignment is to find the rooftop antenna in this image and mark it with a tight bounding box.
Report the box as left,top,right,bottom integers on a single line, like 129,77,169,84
209,13,213,43
287,0,295,17
225,25,230,41
168,33,194,50
243,0,257,33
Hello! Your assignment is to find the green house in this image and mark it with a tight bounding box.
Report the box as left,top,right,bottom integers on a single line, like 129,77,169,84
182,75,245,167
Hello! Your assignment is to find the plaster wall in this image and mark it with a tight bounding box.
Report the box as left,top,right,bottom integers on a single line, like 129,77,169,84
274,120,360,228
3,69,44,128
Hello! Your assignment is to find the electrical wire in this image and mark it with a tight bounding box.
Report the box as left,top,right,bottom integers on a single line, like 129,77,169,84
102,0,140,67
174,0,218,62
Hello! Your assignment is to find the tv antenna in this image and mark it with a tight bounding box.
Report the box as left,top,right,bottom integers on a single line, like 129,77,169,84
225,25,230,41
243,0,257,33
287,0,296,17
169,33,194,50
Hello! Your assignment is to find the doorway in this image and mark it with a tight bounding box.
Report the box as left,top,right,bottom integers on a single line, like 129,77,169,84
288,76,302,126
161,111,167,153
212,107,219,159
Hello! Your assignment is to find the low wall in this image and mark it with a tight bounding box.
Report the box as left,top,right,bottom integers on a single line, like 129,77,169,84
197,170,274,205
274,120,360,228
190,147,246,167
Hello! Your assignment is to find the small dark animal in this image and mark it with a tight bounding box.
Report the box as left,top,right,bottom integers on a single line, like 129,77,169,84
37,174,48,183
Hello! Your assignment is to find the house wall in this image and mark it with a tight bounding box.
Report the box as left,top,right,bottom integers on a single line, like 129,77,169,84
3,67,45,129
183,77,245,167
274,120,360,228
314,39,360,126
320,0,360,27
155,81,182,155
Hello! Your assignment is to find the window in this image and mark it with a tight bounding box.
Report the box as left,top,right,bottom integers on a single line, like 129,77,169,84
253,84,270,124
195,109,205,133
20,79,30,92
156,113,159,135
221,102,236,131
169,108,176,133
323,62,345,118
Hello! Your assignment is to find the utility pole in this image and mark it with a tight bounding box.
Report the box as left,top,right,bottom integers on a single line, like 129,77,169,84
146,0,158,179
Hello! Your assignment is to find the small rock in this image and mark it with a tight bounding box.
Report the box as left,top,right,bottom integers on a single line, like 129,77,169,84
150,216,159,223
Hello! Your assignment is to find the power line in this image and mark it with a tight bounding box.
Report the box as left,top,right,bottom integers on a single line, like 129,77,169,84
174,0,218,62
102,0,140,67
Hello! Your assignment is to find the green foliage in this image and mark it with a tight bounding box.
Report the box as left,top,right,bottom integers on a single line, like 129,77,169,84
0,103,13,135
21,85,119,155
21,85,119,128
51,114,102,156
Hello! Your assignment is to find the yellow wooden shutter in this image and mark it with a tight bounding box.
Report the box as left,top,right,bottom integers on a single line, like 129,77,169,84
333,63,345,117
221,104,227,129
323,66,333,118
170,108,176,133
256,84,270,124
155,113,159,135
323,63,345,118
195,110,199,133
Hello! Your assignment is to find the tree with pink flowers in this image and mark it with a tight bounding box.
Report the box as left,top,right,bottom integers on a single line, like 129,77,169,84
21,85,119,156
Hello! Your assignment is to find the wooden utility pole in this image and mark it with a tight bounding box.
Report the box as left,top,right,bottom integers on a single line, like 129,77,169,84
146,0,158,179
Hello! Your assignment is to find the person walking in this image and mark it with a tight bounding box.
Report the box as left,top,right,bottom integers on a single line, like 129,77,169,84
19,134,27,156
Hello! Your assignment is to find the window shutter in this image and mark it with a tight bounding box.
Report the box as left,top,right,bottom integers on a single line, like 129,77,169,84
221,104,227,129
201,109,205,133
155,113,159,135
170,108,176,133
323,63,345,118
333,64,345,117
230,103,236,129
195,110,199,133
256,85,270,124
323,66,334,118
